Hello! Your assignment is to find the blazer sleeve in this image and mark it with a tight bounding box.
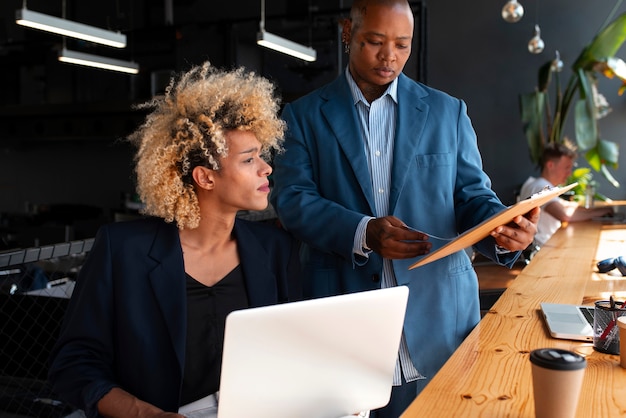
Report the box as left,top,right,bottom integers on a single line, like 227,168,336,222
451,99,521,267
271,102,368,262
48,225,119,417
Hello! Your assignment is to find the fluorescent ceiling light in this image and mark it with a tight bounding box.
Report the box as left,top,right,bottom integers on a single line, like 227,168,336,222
256,0,316,62
257,30,317,62
16,7,126,48
59,48,139,74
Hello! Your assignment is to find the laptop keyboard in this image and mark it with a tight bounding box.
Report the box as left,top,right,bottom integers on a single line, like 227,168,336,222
579,306,595,325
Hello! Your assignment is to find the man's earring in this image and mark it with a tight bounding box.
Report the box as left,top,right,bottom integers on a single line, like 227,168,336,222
341,33,350,54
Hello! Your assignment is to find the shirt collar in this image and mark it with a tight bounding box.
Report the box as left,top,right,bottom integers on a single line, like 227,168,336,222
345,67,398,106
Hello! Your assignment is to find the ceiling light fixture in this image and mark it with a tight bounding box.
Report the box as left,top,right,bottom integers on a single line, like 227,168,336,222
256,0,316,62
58,48,139,74
16,7,127,48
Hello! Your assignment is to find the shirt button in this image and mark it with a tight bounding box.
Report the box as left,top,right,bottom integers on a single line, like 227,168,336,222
378,188,384,194
375,150,381,157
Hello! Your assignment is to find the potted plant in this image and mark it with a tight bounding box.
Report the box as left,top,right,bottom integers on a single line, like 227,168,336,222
519,7,626,192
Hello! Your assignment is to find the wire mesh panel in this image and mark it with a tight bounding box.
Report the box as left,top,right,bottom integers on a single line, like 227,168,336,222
0,240,92,418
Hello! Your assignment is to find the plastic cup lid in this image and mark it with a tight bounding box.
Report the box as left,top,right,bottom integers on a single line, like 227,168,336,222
530,348,587,371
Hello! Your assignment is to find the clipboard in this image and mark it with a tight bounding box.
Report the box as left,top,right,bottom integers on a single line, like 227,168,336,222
408,182,578,270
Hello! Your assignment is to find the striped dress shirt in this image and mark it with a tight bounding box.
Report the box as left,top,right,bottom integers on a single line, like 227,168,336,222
346,70,425,386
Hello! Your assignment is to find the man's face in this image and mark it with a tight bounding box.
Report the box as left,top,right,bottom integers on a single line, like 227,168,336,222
344,2,413,101
549,156,575,185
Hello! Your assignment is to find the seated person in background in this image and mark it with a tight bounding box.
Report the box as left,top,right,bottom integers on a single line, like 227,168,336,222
48,62,301,418
519,140,613,247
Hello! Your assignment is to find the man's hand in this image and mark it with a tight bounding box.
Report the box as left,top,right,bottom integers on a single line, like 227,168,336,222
366,216,432,259
489,206,540,251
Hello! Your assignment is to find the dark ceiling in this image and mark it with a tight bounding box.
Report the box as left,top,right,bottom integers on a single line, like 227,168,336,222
0,0,425,142
1,0,348,100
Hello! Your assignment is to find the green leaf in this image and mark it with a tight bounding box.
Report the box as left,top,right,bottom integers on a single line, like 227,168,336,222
550,110,562,143
601,163,621,187
570,167,592,183
597,138,620,166
519,92,545,164
576,68,593,101
574,99,597,150
585,147,602,171
538,60,554,92
574,12,626,69
567,167,592,196
582,143,620,185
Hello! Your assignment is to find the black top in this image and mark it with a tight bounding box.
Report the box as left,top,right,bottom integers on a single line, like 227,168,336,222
181,265,249,405
47,217,300,416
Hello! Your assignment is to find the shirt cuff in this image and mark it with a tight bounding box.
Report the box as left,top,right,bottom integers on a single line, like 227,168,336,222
353,216,375,257
495,244,512,254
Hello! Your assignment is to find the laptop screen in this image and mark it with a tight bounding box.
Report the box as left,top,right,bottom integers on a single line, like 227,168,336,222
216,286,409,418
540,303,594,342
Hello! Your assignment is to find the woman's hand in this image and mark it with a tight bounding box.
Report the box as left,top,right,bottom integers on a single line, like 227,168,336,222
97,387,185,418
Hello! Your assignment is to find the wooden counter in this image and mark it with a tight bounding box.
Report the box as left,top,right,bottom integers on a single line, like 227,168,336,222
401,221,626,418
594,200,626,207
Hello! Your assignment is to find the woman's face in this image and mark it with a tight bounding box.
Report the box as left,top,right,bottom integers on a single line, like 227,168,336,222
211,130,272,212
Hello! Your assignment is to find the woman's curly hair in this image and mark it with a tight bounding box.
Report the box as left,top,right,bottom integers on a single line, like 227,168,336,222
128,62,285,230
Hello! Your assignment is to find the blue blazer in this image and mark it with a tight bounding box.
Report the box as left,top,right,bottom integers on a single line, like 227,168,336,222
271,72,520,384
48,217,301,417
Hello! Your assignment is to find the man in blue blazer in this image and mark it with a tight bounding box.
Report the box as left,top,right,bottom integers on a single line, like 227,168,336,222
270,1,538,416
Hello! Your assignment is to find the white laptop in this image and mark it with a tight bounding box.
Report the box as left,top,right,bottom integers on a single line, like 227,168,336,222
540,302,594,342
215,286,409,418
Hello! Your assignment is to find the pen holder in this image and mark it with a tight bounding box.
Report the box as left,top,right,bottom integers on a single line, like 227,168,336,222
592,300,626,354
618,317,626,368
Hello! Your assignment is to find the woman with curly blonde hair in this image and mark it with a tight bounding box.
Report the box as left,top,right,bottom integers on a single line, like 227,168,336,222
49,62,301,418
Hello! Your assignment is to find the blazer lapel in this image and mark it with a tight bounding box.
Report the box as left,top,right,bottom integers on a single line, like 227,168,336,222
319,77,376,214
147,220,186,371
233,220,278,307
389,74,430,214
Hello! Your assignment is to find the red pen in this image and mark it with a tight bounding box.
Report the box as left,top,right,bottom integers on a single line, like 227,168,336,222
599,298,625,341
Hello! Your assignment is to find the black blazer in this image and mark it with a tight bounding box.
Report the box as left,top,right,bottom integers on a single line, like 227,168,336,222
48,217,301,417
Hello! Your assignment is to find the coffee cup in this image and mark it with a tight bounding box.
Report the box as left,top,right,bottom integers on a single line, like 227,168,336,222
530,348,586,418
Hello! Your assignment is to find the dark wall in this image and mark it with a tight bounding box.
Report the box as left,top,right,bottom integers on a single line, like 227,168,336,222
1,0,625,232
426,0,626,203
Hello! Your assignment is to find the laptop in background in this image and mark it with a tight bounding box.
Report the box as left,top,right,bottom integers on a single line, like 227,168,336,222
216,286,409,418
540,302,594,342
